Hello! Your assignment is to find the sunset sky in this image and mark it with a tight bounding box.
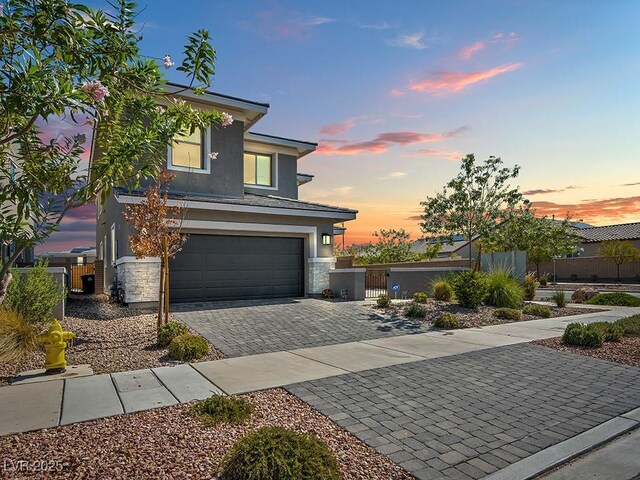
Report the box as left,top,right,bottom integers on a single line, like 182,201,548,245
40,0,640,252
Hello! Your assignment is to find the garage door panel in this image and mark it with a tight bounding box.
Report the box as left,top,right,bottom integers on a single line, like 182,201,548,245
169,234,304,302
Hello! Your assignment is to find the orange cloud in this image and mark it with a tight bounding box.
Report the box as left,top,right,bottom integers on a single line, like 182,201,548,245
532,196,640,224
316,127,467,155
457,41,485,59
409,63,523,94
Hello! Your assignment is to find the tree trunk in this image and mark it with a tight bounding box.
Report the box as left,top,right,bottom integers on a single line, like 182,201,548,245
0,243,28,307
0,272,13,306
617,263,621,283
474,242,482,272
163,236,169,325
157,259,164,331
468,237,473,270
536,263,540,279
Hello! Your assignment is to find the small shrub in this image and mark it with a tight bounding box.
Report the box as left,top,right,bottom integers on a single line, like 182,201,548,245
5,260,65,326
589,322,624,342
0,308,39,362
376,293,391,308
571,288,599,304
167,334,209,361
193,395,253,425
221,426,341,480
484,269,524,309
433,312,460,329
523,303,552,318
493,308,523,321
322,288,335,299
551,290,567,307
539,274,548,287
616,315,640,336
404,303,426,318
413,292,428,303
433,281,454,302
157,321,189,347
586,293,640,307
523,273,537,301
562,323,604,348
451,270,487,309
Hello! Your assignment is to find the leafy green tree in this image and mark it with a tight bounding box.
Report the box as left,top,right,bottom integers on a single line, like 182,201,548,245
597,240,640,282
420,242,442,260
0,0,226,304
354,229,420,265
420,154,527,269
484,209,580,278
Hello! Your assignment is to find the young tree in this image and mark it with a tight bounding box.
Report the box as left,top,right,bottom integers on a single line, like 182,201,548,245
421,242,442,260
597,240,640,282
0,0,227,305
124,171,186,329
420,154,527,269
354,229,420,265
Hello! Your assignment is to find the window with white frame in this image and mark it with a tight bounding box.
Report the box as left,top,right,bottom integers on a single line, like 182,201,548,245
110,224,117,264
244,152,273,187
168,128,211,173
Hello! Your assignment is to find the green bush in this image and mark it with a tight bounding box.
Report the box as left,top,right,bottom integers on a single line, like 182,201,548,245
167,334,209,361
413,292,428,303
616,315,640,336
221,426,341,480
451,270,487,309
493,307,523,321
586,293,640,307
484,269,524,309
551,290,568,308
433,280,454,302
522,303,552,318
589,322,624,342
539,274,548,287
404,303,426,318
523,273,537,301
157,321,189,347
433,312,460,329
4,260,65,326
562,323,604,348
376,294,391,308
193,395,253,425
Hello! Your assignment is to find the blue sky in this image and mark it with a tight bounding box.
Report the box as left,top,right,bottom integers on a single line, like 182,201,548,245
42,0,640,251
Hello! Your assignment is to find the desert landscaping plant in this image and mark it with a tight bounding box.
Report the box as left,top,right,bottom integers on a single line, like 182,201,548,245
616,315,640,336
562,323,604,348
551,290,568,307
589,322,624,342
0,308,40,362
193,395,253,425
539,274,548,287
493,308,523,321
522,303,552,318
597,240,640,282
586,292,640,307
413,292,428,303
433,312,461,329
157,321,190,348
168,334,209,361
404,303,427,318
221,426,341,480
376,294,391,308
433,280,454,302
484,268,524,309
451,270,487,308
523,273,537,301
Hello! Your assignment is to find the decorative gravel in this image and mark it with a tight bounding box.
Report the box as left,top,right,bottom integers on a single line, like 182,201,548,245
532,336,640,368
375,299,603,328
0,295,224,386
0,389,412,480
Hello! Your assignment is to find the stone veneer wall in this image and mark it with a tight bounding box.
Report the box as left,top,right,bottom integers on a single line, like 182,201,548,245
115,256,161,305
308,257,336,294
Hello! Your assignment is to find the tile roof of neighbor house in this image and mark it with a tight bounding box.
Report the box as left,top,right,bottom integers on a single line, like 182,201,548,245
115,188,357,215
575,222,640,243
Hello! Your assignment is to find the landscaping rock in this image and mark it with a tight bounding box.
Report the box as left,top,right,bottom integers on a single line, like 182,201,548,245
571,288,600,303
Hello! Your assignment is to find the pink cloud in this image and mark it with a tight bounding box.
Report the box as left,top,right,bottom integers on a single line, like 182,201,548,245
389,88,405,97
319,116,365,136
252,10,335,40
316,127,466,156
403,149,462,161
409,63,523,94
457,41,485,60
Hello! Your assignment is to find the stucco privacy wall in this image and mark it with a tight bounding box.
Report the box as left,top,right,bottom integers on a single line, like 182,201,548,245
115,257,160,306
329,268,366,300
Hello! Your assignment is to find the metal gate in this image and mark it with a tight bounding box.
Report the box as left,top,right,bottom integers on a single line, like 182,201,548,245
365,270,387,298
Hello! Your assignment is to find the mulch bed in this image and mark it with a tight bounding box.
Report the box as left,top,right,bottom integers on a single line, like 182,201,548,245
0,295,224,386
0,389,411,480
374,299,603,328
532,336,640,368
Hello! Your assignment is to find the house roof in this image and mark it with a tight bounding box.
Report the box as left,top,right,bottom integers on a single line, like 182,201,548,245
115,189,357,219
245,132,318,157
575,222,640,243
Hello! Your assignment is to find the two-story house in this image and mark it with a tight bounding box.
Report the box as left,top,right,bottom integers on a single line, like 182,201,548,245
92,84,357,307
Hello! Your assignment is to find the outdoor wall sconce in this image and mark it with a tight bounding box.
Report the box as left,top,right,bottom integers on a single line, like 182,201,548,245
321,233,332,245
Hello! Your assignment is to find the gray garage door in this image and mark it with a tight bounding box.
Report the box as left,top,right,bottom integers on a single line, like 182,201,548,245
169,234,304,302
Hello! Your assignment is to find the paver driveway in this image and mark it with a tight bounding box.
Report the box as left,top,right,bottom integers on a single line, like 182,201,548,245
287,343,640,480
173,298,424,357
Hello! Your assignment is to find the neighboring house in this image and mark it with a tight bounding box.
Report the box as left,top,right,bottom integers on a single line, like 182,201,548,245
91,84,357,307
39,247,97,267
411,235,480,259
573,222,640,256
1,242,34,267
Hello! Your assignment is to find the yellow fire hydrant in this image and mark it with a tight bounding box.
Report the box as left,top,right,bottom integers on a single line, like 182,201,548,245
36,320,75,374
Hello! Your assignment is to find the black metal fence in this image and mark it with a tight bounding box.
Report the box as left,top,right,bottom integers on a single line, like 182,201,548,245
365,270,387,298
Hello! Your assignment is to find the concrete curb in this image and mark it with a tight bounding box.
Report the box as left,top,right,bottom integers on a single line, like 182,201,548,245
485,407,640,480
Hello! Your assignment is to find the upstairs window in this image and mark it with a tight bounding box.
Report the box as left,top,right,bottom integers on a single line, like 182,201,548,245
168,128,211,173
244,153,272,187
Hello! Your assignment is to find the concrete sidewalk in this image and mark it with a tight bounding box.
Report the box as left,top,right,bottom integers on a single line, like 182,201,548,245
0,305,638,438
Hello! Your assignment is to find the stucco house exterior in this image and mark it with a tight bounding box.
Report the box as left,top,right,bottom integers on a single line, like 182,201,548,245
91,84,357,307
573,222,640,256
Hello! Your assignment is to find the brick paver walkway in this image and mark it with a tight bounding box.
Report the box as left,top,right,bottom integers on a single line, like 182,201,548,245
287,343,640,480
173,298,424,357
